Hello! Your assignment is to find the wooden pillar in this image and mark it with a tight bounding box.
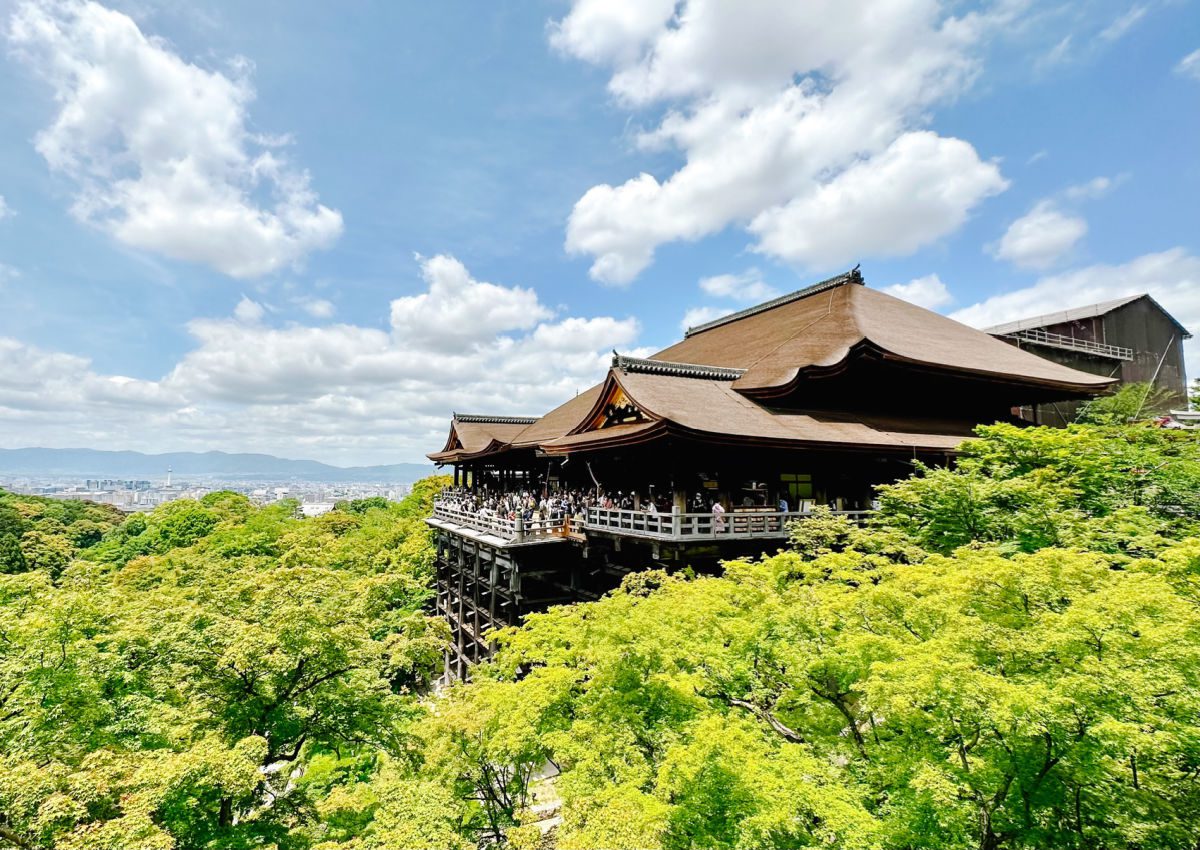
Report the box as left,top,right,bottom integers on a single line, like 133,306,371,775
472,543,482,662
489,556,500,652
508,561,521,627
456,541,467,679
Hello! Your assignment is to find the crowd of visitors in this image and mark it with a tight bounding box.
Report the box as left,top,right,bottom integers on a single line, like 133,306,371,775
433,486,841,534
435,486,686,524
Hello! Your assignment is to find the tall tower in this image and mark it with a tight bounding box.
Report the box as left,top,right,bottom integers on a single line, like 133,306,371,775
166,466,172,488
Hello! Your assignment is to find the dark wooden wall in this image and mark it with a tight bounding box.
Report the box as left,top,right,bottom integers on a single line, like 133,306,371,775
1000,297,1189,426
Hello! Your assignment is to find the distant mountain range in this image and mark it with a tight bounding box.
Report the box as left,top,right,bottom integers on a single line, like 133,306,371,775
0,448,437,483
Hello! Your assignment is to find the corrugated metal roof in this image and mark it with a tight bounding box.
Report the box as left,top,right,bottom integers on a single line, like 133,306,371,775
984,295,1146,335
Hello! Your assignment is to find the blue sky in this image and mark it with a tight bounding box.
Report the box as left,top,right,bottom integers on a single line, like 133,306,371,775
0,0,1197,465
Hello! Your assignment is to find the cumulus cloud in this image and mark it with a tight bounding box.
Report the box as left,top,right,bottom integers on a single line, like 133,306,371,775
0,195,12,219
883,274,953,310
1177,48,1200,80
0,255,641,464
749,133,1007,269
992,200,1088,269
556,0,1013,284
233,296,265,323
698,269,778,303
952,248,1200,375
7,0,342,278
389,254,554,354
295,297,335,319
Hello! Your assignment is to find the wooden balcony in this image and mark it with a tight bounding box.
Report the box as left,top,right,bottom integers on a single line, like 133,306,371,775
429,501,871,546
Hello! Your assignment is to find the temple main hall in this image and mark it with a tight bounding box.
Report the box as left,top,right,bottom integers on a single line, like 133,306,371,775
426,268,1115,677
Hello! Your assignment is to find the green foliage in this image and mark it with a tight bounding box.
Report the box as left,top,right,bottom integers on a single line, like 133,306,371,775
0,480,447,850
1076,381,1176,424
0,533,26,573
0,492,122,577
9,427,1200,850
336,496,390,515
437,533,1200,850
382,425,1200,850
876,422,1200,554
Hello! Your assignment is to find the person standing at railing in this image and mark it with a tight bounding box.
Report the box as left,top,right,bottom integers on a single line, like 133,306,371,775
712,500,726,533
778,496,789,513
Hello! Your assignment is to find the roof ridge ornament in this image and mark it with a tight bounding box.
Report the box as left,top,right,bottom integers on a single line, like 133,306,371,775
453,413,541,424
683,266,864,338
611,353,746,380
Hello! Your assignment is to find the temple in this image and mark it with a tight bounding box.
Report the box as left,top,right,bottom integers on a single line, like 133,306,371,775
427,268,1115,678
987,294,1192,425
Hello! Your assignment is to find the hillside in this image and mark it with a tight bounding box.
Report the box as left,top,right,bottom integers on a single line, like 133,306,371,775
0,447,436,482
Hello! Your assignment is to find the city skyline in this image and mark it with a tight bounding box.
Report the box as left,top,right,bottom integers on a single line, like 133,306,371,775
0,0,1197,465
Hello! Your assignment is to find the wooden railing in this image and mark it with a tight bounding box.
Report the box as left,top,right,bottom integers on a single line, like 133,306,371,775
431,500,872,544
1001,328,1133,361
584,507,872,541
429,503,568,542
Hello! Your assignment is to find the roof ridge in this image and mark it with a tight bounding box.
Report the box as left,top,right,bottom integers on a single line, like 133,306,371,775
984,292,1192,340
683,266,863,338
453,413,541,424
612,353,746,381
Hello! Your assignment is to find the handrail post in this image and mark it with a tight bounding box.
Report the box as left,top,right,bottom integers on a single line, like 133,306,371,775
671,505,680,539
514,515,525,543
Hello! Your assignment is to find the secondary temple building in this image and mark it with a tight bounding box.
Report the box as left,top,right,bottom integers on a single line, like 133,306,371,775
427,269,1120,678
986,294,1192,426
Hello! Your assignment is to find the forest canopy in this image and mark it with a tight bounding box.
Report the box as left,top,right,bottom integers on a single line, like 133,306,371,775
1,423,1199,850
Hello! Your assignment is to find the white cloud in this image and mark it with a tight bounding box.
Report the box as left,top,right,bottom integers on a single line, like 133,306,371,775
698,269,778,303
389,254,555,354
1064,175,1119,201
1099,4,1148,42
1177,49,1200,81
992,200,1087,270
1037,34,1073,68
233,296,265,323
682,268,777,334
0,195,12,219
0,255,642,464
749,132,1007,269
7,0,342,278
952,248,1200,376
0,263,20,288
680,305,729,333
883,273,953,310
295,297,335,319
556,0,1014,284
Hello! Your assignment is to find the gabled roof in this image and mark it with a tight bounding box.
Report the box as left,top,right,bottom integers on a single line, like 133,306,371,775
656,274,1114,396
428,414,540,463
985,293,1193,339
430,269,1118,463
538,365,970,455
508,385,605,448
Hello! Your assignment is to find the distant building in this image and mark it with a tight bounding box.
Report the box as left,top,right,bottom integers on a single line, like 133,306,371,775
300,503,336,517
987,294,1191,426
